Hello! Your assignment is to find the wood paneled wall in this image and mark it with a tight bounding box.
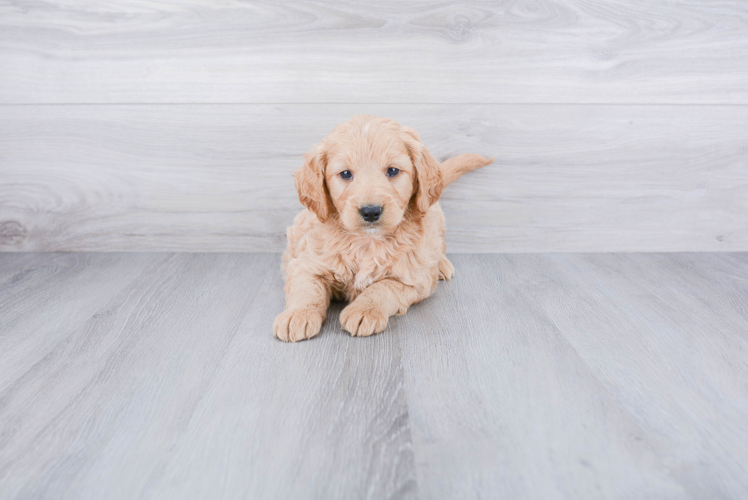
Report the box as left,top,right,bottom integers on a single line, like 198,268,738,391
1,1,746,252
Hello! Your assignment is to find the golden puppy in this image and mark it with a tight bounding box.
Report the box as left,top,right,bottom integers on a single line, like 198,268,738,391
274,115,492,342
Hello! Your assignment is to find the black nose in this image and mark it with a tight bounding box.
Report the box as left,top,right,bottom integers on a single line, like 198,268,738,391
359,205,383,222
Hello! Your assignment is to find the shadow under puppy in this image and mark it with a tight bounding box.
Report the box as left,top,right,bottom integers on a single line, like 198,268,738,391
274,115,492,342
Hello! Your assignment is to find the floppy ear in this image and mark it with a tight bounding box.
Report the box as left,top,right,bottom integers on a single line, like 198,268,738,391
401,126,443,214
294,144,333,222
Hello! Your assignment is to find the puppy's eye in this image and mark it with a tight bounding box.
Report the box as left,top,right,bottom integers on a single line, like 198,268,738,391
340,170,353,180
386,167,400,177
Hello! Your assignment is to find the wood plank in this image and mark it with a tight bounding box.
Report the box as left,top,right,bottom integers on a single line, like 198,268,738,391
1,1,747,104
398,253,748,498
1,104,746,252
525,253,748,498
0,253,416,499
0,253,171,391
1,252,747,497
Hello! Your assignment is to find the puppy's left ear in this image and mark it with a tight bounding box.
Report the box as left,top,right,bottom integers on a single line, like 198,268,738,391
401,126,443,214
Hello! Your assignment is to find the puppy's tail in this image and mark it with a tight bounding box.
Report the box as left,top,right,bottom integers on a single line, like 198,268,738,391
440,154,493,187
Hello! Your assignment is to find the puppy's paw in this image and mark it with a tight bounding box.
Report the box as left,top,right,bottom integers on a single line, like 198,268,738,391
273,307,323,342
438,257,455,281
340,301,389,337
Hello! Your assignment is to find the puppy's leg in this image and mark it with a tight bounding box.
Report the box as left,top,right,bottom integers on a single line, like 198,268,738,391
340,279,421,337
438,256,455,281
274,273,330,342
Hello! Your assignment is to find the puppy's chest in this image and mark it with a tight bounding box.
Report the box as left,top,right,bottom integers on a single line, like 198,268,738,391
330,255,391,298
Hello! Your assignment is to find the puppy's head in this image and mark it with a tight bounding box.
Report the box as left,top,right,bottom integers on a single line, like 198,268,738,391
294,115,443,234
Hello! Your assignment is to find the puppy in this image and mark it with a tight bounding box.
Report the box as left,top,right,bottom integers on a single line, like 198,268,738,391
274,115,492,342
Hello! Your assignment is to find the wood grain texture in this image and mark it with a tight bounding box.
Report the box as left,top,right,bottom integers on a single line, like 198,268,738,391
1,104,746,253
0,253,416,500
397,253,748,499
1,252,747,498
1,1,747,104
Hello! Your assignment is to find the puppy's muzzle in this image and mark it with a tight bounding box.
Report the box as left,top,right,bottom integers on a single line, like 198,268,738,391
359,205,383,223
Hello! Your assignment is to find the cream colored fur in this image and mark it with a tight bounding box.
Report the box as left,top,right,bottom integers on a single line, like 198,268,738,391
273,115,492,342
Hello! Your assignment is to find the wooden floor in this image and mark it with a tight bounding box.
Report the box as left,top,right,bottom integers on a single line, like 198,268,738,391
1,252,747,499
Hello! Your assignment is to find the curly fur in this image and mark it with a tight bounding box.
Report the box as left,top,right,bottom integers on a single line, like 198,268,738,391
274,115,492,342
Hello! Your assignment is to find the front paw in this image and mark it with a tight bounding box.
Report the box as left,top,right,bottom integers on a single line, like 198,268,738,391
340,300,389,337
273,307,324,342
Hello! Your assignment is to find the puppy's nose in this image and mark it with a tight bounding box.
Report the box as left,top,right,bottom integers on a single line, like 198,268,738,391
359,205,383,223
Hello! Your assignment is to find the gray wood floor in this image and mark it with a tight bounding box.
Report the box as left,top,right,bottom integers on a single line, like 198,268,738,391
1,252,747,499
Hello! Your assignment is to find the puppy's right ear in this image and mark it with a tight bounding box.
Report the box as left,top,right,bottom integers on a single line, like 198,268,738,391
294,144,332,222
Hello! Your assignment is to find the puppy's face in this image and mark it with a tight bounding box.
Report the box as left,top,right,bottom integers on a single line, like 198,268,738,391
324,123,415,234
295,115,443,235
